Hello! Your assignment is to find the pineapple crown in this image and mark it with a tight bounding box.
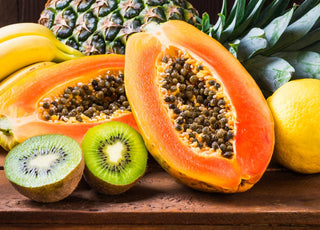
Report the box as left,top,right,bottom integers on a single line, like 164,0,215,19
198,0,320,96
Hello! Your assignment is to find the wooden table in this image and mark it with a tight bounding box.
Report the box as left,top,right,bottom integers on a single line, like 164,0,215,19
1,147,320,229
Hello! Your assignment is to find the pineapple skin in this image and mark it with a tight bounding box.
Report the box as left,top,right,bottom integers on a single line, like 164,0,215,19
39,0,199,55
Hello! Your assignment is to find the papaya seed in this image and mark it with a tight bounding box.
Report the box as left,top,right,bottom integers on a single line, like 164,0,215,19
222,152,234,159
43,102,50,109
160,52,236,159
197,65,203,71
208,80,215,86
39,71,130,123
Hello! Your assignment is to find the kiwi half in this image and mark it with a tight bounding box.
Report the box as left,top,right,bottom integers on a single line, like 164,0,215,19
82,121,148,195
4,134,84,203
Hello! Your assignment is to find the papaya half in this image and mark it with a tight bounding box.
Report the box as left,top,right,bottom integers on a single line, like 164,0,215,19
125,21,274,193
0,55,137,151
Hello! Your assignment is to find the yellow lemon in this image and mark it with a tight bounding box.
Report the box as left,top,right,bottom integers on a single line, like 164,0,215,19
267,79,320,174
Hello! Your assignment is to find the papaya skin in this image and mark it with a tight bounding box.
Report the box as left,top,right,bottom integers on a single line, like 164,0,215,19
0,55,138,151
125,21,274,193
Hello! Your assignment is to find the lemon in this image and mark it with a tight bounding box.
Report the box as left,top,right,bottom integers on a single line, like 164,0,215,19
267,79,320,174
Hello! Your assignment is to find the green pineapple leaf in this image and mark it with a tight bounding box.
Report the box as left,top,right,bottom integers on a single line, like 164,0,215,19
220,0,246,43
244,55,294,93
255,0,290,28
212,0,227,35
312,19,320,30
276,51,320,79
228,39,240,57
264,3,320,55
284,27,320,51
215,13,227,40
263,7,295,48
228,0,266,40
291,0,319,23
236,27,268,62
199,12,211,34
302,41,320,53
213,0,227,28
231,7,294,62
224,0,246,27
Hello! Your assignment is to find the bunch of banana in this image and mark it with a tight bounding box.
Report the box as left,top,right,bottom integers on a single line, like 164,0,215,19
0,23,84,81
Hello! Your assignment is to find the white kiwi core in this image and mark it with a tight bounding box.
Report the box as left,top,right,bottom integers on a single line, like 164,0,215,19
29,154,60,169
104,141,124,163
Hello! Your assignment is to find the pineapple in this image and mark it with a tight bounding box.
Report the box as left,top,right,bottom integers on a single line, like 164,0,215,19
200,0,320,96
39,0,199,55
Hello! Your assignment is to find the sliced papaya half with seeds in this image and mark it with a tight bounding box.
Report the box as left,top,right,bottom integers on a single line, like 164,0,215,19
125,21,274,193
0,55,138,151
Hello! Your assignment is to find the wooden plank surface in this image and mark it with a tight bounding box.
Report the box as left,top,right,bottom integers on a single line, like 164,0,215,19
1,148,320,227
0,225,317,230
0,225,318,230
0,148,5,169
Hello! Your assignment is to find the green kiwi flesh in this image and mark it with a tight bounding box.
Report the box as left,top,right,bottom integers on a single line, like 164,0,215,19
4,134,84,203
82,121,148,195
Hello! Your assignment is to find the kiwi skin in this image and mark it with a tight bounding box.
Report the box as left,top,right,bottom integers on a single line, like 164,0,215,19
83,164,145,195
9,158,84,203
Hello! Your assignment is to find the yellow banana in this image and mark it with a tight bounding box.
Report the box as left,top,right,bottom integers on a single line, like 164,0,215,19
0,35,78,81
0,23,83,57
0,62,56,96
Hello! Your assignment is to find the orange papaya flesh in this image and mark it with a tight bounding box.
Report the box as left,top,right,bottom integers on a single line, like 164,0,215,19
125,21,274,193
0,55,138,151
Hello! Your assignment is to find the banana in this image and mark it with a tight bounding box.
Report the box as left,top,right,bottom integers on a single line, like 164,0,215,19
0,62,56,96
0,35,78,81
0,23,84,57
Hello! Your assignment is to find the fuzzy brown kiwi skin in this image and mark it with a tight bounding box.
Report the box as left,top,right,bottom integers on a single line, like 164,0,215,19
10,157,85,203
83,165,146,195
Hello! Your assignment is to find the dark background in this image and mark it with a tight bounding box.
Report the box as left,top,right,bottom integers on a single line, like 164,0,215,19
0,0,304,27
